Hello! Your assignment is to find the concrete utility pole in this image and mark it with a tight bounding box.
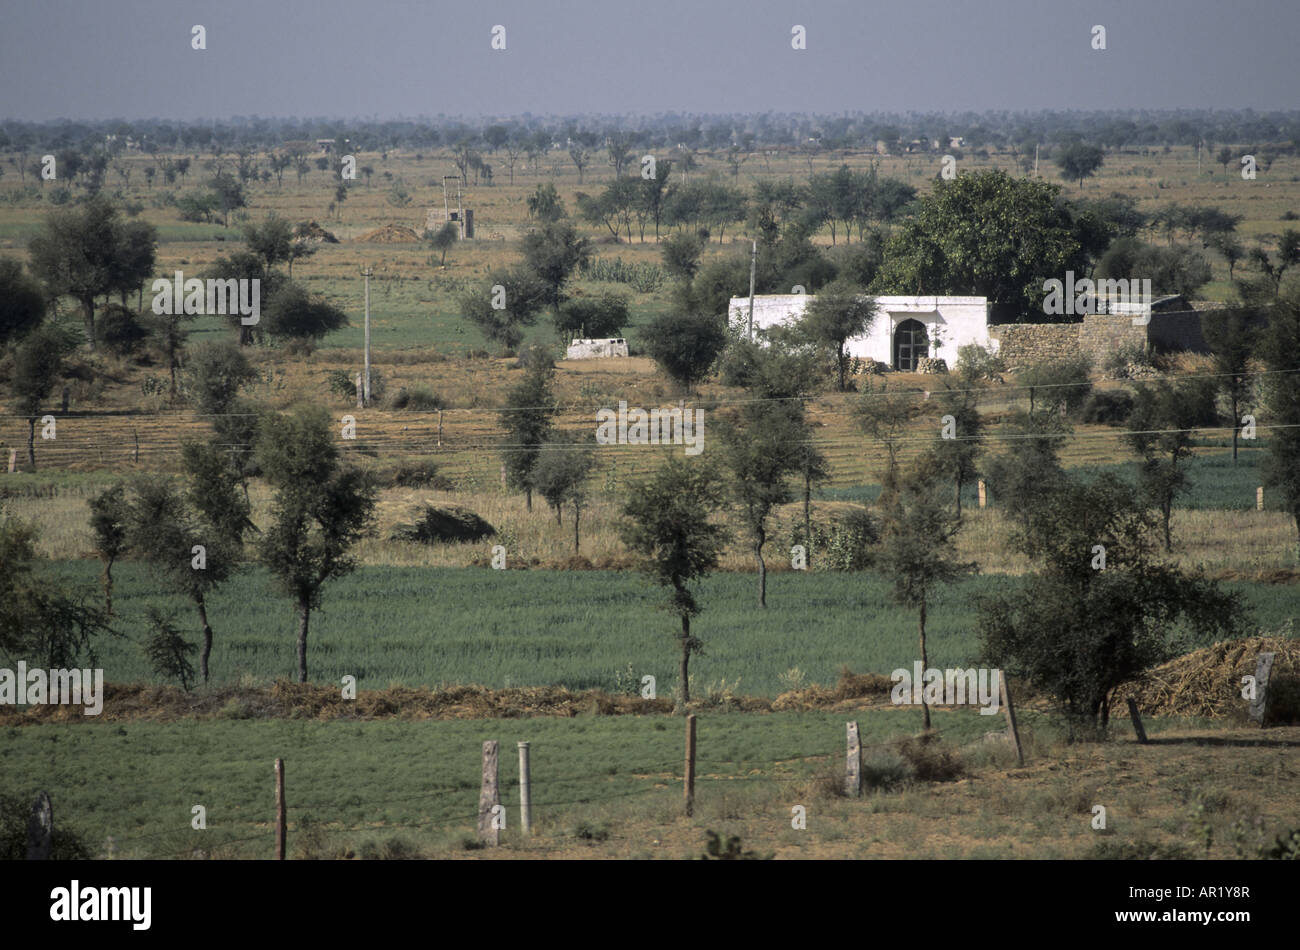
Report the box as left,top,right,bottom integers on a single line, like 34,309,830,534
1033,143,1039,178
360,266,373,406
747,239,757,341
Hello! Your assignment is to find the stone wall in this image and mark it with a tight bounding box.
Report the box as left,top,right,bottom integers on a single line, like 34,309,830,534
1078,313,1148,367
986,323,1078,368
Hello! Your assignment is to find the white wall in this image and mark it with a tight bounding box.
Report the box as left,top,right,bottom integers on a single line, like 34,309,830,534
728,294,992,368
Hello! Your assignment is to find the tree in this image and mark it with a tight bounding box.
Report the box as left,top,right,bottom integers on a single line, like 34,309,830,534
871,171,1083,320
526,183,566,223
978,471,1242,731
1259,290,1300,557
801,280,876,391
1210,233,1244,281
718,398,805,606
618,457,729,707
242,214,294,272
0,259,46,346
1126,380,1208,551
853,381,922,504
0,513,112,668
499,351,559,511
554,292,628,345
521,220,591,315
208,172,246,227
87,483,130,615
1055,143,1105,187
641,312,728,393
27,196,125,347
661,232,704,282
459,268,549,351
10,326,65,469
568,144,590,183
1249,230,1300,297
428,221,459,267
257,407,377,683
1201,307,1259,462
929,386,984,516
184,340,259,415
875,456,975,729
262,283,349,348
123,471,245,684
533,438,597,552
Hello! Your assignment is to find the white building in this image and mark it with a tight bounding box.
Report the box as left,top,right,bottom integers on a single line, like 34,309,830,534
565,337,629,360
728,295,994,371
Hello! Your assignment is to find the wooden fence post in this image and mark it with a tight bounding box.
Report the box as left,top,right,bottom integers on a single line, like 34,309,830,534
1125,698,1148,744
1257,487,1264,511
437,410,443,447
517,741,532,836
999,675,1024,767
684,714,697,817
1250,652,1276,726
355,373,364,410
26,791,52,860
977,479,987,509
274,758,286,860
845,721,861,797
478,740,500,846
7,449,15,473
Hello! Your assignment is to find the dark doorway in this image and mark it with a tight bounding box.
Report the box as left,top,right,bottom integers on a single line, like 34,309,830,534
893,319,929,371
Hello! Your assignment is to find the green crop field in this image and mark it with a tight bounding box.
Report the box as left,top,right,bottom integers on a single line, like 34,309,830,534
30,561,1300,695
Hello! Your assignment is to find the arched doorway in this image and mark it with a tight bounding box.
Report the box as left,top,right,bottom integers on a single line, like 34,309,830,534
893,319,929,371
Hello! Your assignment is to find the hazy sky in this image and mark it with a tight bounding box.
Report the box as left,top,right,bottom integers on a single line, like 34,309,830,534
2,0,1296,120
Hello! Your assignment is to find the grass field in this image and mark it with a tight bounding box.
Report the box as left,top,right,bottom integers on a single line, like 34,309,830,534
4,711,1297,860
22,562,1299,694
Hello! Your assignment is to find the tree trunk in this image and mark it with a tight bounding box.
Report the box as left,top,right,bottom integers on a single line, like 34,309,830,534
837,345,846,391
573,503,580,555
755,535,767,608
679,613,691,706
1231,392,1239,462
196,595,214,684
102,559,114,616
525,487,533,513
27,417,36,470
919,597,931,730
803,476,812,560
955,475,963,517
81,297,96,351
296,600,311,683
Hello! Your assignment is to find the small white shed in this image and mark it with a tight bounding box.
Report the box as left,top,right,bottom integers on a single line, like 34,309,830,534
565,338,630,360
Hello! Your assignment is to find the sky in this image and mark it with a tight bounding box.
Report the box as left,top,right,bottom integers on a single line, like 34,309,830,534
1,0,1297,120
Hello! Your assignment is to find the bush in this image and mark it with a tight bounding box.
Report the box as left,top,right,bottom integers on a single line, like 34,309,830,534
955,343,1006,381
824,507,879,571
0,792,93,859
377,461,452,490
385,386,444,411
893,733,965,783
97,304,148,357
1017,356,1093,415
1080,389,1134,425
325,368,386,404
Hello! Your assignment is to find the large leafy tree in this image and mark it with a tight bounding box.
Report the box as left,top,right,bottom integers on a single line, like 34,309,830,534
10,326,66,469
459,267,549,351
871,170,1083,320
641,312,728,393
28,196,157,348
256,407,376,683
1055,142,1105,187
618,457,730,707
978,471,1242,731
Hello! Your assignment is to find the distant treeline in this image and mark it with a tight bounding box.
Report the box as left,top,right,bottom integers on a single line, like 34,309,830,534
3,109,1300,156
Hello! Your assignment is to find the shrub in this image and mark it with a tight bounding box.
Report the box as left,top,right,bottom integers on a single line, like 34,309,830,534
378,461,452,490
386,386,444,411
1017,355,1093,415
1080,389,1134,426
0,792,93,859
893,733,964,783
824,507,879,571
97,304,148,357
955,343,1006,381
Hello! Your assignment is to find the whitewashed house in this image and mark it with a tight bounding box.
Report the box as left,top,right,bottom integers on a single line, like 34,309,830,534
565,337,629,360
728,294,994,371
